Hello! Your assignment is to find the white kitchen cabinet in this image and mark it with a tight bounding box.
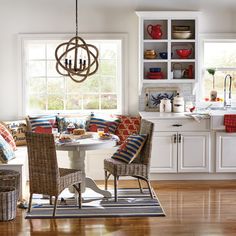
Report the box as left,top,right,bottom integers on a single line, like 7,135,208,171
151,131,210,173
216,132,236,172
151,132,177,173
178,132,210,172
136,11,199,89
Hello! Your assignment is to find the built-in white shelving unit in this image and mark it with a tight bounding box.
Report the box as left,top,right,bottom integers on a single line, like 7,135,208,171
136,11,200,89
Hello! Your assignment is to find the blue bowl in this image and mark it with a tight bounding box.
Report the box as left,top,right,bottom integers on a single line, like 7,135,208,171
149,67,161,73
159,52,168,59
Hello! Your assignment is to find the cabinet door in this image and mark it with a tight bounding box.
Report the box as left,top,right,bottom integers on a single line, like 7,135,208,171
178,132,210,172
150,132,177,173
216,132,236,172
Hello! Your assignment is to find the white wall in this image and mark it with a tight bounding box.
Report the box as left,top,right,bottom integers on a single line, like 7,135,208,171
0,0,236,120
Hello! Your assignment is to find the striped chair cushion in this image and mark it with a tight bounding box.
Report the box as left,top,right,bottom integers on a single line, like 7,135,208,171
0,134,16,163
111,134,147,164
28,115,56,133
88,117,119,134
0,123,16,151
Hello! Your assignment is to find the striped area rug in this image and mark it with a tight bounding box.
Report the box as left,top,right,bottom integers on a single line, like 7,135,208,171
25,188,165,219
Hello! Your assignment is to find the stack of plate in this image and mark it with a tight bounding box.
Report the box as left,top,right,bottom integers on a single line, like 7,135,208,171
147,71,164,79
173,26,192,39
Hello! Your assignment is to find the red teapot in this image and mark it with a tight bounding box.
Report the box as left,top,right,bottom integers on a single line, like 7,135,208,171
147,24,162,39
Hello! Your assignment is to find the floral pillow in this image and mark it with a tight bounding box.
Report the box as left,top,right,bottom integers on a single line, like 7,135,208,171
0,123,16,150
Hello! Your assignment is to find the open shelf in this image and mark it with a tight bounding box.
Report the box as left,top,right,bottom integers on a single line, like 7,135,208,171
136,11,199,87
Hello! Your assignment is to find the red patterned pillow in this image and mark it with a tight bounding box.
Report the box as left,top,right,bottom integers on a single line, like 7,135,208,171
0,123,17,151
115,115,141,145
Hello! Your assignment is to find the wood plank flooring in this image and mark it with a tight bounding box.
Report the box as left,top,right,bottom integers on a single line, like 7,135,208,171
1,180,236,236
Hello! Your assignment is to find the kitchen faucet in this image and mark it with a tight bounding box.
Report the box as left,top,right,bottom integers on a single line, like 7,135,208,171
224,74,232,109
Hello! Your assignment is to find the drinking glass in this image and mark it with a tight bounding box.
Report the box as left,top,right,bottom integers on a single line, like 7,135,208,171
97,128,105,137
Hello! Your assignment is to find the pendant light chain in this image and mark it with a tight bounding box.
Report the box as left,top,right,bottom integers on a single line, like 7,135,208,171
75,0,78,37
55,0,99,83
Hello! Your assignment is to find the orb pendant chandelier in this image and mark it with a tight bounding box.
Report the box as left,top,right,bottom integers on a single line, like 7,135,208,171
55,0,99,83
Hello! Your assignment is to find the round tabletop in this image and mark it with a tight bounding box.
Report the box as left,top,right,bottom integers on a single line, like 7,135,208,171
55,133,119,151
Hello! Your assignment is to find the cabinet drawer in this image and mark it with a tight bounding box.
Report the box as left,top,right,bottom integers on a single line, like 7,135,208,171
154,118,210,131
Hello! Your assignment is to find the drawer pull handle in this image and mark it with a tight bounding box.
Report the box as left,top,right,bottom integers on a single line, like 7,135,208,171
172,124,182,127
173,134,177,143
178,134,182,143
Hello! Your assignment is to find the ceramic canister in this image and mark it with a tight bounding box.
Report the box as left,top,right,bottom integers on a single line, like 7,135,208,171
160,98,172,113
173,94,185,113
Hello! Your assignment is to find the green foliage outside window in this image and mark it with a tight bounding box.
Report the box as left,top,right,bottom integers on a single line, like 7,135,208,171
25,39,121,112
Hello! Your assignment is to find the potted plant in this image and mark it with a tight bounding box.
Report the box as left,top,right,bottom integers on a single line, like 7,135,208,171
207,68,217,101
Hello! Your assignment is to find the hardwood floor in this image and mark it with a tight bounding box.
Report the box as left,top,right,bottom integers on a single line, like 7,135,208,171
1,180,236,236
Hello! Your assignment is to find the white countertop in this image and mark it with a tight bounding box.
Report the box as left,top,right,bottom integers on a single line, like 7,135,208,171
139,111,196,120
139,111,236,130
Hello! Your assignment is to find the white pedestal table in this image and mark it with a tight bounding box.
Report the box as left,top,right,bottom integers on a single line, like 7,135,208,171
56,136,117,198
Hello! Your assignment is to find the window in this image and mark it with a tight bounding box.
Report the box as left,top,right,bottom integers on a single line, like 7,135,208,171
19,34,127,115
199,34,236,104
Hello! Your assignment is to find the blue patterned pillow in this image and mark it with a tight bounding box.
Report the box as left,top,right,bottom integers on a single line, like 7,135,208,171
56,116,88,133
28,115,56,132
111,134,147,164
0,134,15,163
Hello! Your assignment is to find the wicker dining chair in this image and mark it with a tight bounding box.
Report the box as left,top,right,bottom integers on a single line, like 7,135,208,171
25,132,82,217
104,119,154,202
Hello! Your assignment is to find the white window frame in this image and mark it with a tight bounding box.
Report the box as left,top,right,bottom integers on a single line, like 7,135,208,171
17,33,128,117
198,33,236,106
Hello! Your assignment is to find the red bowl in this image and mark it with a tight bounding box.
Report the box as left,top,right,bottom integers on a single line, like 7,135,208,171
176,49,192,59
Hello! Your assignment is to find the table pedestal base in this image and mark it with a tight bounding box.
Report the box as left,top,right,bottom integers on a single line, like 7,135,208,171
68,149,111,198
85,177,111,198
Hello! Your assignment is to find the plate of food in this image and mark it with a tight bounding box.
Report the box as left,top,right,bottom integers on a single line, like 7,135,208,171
57,135,73,144
70,129,94,140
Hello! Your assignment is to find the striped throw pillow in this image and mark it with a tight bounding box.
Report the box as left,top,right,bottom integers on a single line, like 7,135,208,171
111,134,147,164
0,134,15,163
88,117,119,134
28,115,56,133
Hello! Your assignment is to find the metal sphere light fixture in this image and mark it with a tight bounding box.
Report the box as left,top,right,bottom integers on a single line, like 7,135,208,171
55,0,99,83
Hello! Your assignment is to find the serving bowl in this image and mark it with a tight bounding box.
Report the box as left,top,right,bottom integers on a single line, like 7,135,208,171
176,49,192,59
173,31,192,39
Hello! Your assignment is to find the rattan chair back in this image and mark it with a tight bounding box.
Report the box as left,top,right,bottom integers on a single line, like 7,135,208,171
26,132,60,196
138,119,154,167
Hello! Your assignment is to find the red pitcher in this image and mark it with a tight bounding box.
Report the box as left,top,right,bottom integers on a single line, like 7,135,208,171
147,24,162,39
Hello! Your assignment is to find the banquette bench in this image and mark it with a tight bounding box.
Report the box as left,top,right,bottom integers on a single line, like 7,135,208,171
0,114,141,200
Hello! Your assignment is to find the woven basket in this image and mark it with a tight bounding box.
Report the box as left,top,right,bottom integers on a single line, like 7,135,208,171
0,186,17,221
0,170,20,200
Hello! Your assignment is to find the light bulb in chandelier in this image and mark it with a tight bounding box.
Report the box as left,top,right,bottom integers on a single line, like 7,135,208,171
55,36,99,83
55,0,99,83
